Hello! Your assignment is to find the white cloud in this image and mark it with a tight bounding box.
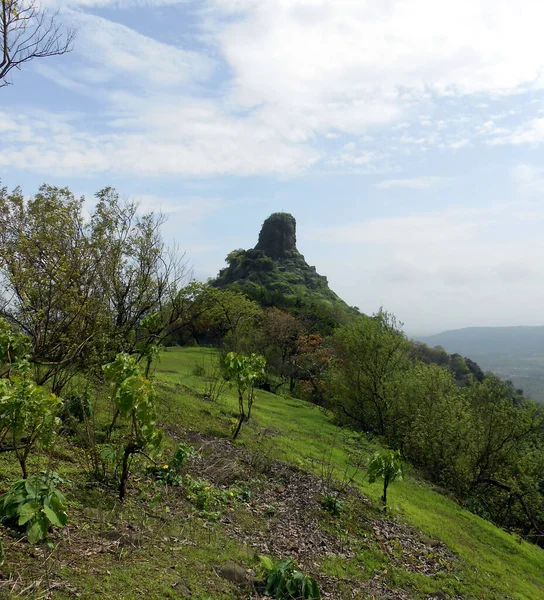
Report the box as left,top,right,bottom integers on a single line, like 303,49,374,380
492,118,544,146
309,208,483,245
375,176,447,190
5,1,544,178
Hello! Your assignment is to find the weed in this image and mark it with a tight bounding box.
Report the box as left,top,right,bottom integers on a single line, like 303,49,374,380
258,555,320,599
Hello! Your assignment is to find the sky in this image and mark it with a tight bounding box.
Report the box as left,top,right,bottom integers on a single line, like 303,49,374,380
2,0,544,335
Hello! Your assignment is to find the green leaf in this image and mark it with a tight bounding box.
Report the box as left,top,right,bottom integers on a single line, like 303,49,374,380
27,519,47,544
43,505,63,527
17,501,39,526
259,555,274,572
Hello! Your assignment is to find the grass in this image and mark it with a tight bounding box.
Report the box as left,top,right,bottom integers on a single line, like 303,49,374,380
155,347,544,600
0,345,542,599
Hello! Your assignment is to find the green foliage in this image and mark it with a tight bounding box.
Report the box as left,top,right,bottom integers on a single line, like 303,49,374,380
0,472,68,543
258,555,320,599
184,476,228,520
0,318,30,375
201,287,262,351
0,360,62,478
367,450,404,510
321,493,344,516
224,351,266,439
328,310,410,435
63,390,93,422
151,442,197,486
102,353,163,499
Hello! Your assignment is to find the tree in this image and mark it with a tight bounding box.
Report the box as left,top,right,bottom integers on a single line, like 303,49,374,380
202,288,261,351
367,450,404,511
293,333,333,403
328,310,410,434
103,353,163,500
224,352,265,440
0,184,190,390
259,308,305,392
90,187,190,367
1,0,75,87
0,184,105,392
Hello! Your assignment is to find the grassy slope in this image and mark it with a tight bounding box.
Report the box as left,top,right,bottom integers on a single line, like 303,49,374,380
0,346,542,600
156,348,544,600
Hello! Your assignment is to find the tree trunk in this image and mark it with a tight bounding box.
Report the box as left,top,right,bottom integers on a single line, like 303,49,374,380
119,442,139,501
232,391,245,440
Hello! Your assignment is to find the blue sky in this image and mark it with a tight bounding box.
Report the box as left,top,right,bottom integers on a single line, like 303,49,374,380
2,0,544,335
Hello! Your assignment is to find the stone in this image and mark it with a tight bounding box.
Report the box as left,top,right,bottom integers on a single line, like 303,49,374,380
171,581,192,597
217,560,249,586
255,213,298,259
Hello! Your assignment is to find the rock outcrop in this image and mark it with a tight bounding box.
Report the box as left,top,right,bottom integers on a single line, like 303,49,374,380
255,213,298,260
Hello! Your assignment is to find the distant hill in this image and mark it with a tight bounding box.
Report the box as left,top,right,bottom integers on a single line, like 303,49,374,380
419,326,544,402
213,212,357,330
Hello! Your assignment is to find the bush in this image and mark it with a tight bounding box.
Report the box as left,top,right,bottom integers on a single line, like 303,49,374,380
321,492,344,516
63,390,93,422
258,555,320,599
0,472,68,543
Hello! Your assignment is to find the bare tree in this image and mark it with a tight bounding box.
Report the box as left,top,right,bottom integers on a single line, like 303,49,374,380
1,0,75,87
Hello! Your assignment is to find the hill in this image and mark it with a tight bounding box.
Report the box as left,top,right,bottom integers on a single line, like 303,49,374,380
213,213,356,328
418,326,544,402
3,347,542,599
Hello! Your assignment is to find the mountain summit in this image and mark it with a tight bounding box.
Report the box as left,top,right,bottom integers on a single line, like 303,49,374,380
213,213,352,318
255,212,298,259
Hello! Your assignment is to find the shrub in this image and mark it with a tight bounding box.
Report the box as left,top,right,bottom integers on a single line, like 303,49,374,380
102,353,163,500
63,390,93,422
321,493,344,516
258,555,320,599
0,472,68,543
151,442,197,486
0,361,62,478
367,449,404,511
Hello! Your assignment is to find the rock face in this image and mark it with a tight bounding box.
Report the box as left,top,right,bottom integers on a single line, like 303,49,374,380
255,213,298,260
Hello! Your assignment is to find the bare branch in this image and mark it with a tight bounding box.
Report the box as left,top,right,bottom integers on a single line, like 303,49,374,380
1,0,75,87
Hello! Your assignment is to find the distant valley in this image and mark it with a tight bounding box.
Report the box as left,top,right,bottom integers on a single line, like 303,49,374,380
418,326,544,402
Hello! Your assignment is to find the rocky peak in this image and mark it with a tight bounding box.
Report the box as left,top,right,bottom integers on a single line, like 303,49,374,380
255,213,298,260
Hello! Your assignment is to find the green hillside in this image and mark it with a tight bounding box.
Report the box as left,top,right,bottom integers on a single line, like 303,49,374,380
3,347,542,600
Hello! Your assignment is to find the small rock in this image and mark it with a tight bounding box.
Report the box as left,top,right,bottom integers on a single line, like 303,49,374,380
171,581,192,597
427,592,447,599
218,560,248,586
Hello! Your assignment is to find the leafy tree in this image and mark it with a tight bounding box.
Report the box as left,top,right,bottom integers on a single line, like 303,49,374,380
0,184,190,390
1,0,75,87
102,353,163,500
91,187,190,363
328,310,410,434
293,333,333,404
0,356,62,478
0,184,105,392
224,352,265,440
259,308,305,392
367,449,404,511
202,288,261,351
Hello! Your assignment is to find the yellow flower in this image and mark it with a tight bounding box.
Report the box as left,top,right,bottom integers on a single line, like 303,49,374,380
162,464,169,469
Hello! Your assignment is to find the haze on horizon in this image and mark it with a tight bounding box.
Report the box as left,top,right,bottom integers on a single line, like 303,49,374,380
2,0,544,336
